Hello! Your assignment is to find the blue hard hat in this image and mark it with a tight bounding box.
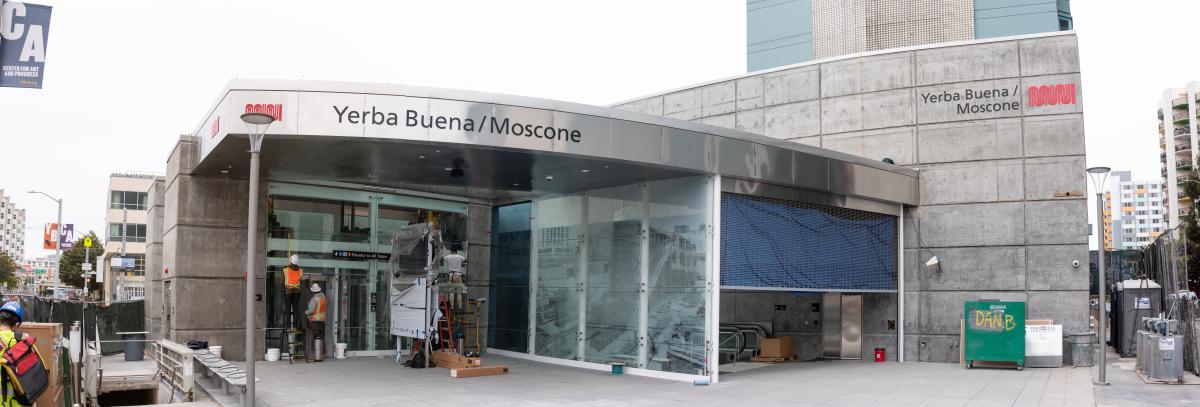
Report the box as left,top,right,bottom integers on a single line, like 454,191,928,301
0,302,23,324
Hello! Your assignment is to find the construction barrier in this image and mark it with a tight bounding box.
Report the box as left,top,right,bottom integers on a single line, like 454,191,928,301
14,297,145,355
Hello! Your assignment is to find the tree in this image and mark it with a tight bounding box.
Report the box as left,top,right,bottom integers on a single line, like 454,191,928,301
0,252,18,288
1179,170,1200,295
59,232,105,298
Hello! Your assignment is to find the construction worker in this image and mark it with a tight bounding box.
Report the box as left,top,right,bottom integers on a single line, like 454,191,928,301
443,247,466,311
283,255,304,330
0,301,28,407
304,283,327,362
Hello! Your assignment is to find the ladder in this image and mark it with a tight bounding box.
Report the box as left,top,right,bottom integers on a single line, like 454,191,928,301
288,327,306,364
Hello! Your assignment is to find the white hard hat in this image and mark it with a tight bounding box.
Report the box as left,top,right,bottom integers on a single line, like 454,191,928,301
310,283,321,293
289,254,299,265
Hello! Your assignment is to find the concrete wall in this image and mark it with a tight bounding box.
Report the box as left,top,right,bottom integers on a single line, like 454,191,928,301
151,137,267,361
617,32,1088,363
144,177,165,342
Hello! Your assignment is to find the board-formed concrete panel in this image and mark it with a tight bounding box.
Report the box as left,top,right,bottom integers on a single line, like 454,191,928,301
916,118,1023,164
735,108,766,135
915,41,1019,85
1026,290,1089,334
1026,244,1089,291
764,66,820,106
765,101,821,140
1019,35,1081,77
822,127,916,165
702,81,737,117
1025,199,1089,245
918,159,1023,205
918,247,1026,291
917,202,1026,247
664,88,703,120
1024,156,1086,200
1023,114,1085,157
863,88,916,130
736,77,765,111
821,94,864,134
702,113,735,129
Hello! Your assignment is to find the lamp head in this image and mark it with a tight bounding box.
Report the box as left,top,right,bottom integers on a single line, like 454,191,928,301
925,256,940,267
240,113,274,126
1087,167,1111,174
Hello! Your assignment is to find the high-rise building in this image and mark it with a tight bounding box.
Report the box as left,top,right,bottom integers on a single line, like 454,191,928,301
0,189,26,262
102,173,158,301
1156,84,1200,230
1102,171,1165,250
747,0,1073,71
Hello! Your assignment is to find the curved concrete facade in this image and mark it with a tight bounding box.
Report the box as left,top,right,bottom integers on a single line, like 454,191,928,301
614,31,1089,363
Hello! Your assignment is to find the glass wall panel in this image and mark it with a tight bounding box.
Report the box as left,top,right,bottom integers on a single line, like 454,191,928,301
584,184,642,364
489,203,531,352
646,176,710,374
269,196,370,243
534,195,583,360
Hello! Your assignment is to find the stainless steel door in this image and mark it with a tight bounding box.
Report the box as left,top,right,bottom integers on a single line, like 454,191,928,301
840,294,863,359
822,293,841,358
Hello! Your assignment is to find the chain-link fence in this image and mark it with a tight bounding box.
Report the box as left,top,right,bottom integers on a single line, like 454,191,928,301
12,296,144,355
1140,227,1200,375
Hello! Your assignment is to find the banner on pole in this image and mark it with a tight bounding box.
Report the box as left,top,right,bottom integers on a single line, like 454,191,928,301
59,223,74,249
0,1,52,88
41,223,56,250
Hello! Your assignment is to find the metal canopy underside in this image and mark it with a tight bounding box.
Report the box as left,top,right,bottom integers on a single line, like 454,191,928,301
197,135,701,202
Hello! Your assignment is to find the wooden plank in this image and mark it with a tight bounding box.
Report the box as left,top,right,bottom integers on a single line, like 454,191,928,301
450,365,509,378
430,351,480,369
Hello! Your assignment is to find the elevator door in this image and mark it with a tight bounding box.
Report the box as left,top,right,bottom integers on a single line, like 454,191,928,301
821,293,863,359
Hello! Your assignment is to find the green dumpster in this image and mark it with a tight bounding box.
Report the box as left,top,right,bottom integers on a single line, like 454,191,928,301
963,301,1025,370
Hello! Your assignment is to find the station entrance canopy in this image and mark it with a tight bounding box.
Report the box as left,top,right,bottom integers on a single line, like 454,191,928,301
193,80,917,207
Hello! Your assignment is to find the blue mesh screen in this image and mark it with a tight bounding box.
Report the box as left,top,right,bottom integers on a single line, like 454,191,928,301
720,193,897,291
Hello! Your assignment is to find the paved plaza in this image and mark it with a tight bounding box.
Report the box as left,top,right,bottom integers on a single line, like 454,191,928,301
240,355,1102,407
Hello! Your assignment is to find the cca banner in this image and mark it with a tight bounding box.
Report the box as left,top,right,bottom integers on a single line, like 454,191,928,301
0,0,52,88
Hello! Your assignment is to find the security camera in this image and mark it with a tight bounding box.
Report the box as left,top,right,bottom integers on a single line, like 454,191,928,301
1072,260,1080,268
545,175,554,182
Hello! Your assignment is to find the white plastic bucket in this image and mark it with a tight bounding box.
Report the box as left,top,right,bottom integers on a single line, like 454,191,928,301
209,345,223,359
265,348,281,362
335,343,348,359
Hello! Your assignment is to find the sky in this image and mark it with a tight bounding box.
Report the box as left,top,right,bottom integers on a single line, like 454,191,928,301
0,0,1195,258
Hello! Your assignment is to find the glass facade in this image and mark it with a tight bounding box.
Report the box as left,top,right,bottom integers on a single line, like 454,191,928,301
490,176,714,375
747,0,814,72
264,183,467,353
748,0,1073,71
974,0,1072,39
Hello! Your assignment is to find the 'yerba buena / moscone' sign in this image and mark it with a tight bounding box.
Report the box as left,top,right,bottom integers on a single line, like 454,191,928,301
921,86,1022,114
920,83,1077,116
332,105,583,143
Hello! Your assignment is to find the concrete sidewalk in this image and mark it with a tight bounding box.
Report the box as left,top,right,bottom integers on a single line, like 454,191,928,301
247,355,1095,407
1092,347,1200,406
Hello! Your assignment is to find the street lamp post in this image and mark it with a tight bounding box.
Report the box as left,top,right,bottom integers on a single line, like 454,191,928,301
1086,166,1111,386
240,112,274,407
28,191,63,292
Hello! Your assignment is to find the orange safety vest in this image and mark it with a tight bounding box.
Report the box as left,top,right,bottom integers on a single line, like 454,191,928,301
284,266,303,290
309,295,327,321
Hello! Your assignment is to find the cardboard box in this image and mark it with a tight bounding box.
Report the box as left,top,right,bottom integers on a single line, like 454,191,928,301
20,322,63,407
759,336,795,359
